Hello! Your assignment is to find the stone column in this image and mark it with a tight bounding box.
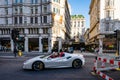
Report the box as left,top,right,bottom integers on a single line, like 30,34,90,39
25,36,28,52
39,28,43,52
24,29,29,52
48,37,51,53
39,36,43,52
11,39,14,51
48,28,52,53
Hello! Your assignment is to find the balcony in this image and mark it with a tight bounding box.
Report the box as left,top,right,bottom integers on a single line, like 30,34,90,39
0,14,12,18
0,23,53,28
12,3,23,6
0,4,12,8
100,18,120,34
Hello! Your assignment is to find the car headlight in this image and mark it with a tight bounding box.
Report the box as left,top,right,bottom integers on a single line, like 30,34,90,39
24,60,31,64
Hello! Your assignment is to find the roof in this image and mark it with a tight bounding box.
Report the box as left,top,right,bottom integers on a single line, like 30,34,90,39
71,15,84,18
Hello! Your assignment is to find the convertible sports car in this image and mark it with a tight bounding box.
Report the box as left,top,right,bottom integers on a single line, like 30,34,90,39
23,52,85,70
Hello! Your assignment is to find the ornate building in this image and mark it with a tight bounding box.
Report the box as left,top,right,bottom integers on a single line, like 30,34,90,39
89,0,120,53
70,15,85,42
0,0,71,53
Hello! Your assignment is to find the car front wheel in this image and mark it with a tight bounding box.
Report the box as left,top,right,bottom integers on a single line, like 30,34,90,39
32,61,44,71
72,59,82,69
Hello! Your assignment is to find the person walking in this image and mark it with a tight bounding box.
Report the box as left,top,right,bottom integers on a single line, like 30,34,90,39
13,47,17,57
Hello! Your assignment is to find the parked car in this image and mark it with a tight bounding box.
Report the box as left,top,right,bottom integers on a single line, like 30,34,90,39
23,52,85,70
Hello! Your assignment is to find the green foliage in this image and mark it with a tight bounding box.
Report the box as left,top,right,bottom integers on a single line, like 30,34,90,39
71,15,84,18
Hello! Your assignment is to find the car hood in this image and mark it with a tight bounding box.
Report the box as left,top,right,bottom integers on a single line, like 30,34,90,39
24,55,48,63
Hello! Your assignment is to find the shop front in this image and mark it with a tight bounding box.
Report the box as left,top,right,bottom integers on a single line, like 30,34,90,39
103,37,116,53
0,37,11,51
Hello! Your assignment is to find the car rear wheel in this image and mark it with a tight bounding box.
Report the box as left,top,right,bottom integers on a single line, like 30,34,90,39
72,59,82,69
32,61,44,71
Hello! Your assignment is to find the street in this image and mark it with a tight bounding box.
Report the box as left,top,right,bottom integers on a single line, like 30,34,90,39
0,52,104,80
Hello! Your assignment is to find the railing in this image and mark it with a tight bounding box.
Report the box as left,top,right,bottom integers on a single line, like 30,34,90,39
0,23,53,28
0,14,12,17
0,4,12,7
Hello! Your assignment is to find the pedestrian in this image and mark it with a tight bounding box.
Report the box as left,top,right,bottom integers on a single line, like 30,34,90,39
14,48,17,57
95,47,99,54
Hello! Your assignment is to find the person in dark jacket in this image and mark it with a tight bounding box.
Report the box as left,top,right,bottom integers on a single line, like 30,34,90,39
14,48,17,57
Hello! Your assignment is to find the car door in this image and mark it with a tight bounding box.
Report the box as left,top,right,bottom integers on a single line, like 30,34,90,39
45,57,63,68
58,55,72,67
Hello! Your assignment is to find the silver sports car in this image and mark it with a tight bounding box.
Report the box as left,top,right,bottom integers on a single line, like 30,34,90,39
23,52,85,70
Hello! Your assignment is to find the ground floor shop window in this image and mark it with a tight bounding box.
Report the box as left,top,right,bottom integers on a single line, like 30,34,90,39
103,38,116,53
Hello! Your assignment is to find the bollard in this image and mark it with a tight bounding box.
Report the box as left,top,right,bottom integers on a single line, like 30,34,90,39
18,50,22,56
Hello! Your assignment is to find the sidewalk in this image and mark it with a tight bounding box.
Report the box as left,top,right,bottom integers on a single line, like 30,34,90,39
0,51,49,58
0,50,117,57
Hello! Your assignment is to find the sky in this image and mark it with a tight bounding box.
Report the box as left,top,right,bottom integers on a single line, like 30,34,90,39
68,0,91,28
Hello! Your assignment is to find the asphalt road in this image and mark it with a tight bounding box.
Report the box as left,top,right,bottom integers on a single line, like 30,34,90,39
0,53,104,80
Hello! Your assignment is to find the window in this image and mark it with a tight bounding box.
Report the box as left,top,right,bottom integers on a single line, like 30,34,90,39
19,6,23,14
78,21,80,27
44,0,48,2
54,0,60,3
30,17,33,23
106,0,114,6
81,21,84,27
43,6,47,13
5,18,8,24
31,7,33,14
105,23,110,31
43,16,47,23
19,17,22,24
5,8,8,15
35,7,38,14
43,28,48,34
31,0,34,4
14,17,18,24
74,21,76,27
53,8,55,13
24,17,27,24
35,0,38,4
15,7,18,14
5,0,8,5
53,7,60,14
20,0,22,3
35,17,38,23
15,0,18,3
106,10,110,18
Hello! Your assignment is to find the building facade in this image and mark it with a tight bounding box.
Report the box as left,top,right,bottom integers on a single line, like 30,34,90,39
89,0,120,53
0,0,71,53
70,15,85,42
